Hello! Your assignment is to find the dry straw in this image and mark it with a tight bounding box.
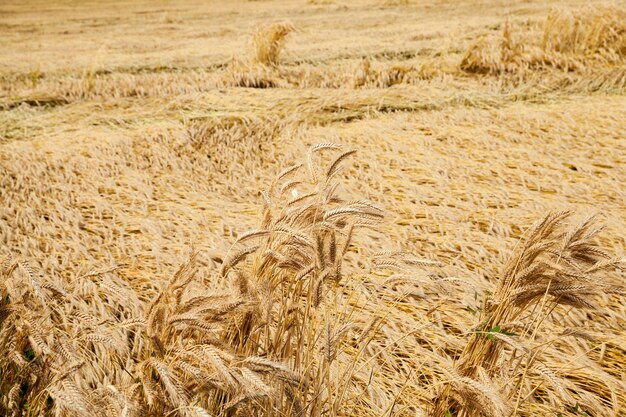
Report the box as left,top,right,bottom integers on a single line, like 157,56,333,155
460,7,626,75
2,2,626,417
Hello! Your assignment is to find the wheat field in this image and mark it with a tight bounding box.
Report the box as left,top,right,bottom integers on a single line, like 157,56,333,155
1,1,625,416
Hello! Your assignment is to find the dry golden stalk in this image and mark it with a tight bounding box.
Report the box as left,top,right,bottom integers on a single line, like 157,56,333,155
253,22,295,66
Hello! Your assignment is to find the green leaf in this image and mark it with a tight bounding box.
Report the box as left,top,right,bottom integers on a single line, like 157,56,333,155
24,348,36,361
485,325,517,340
465,305,477,315
567,403,589,416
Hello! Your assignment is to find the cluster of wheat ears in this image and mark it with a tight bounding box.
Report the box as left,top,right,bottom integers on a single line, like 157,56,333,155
1,143,624,417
